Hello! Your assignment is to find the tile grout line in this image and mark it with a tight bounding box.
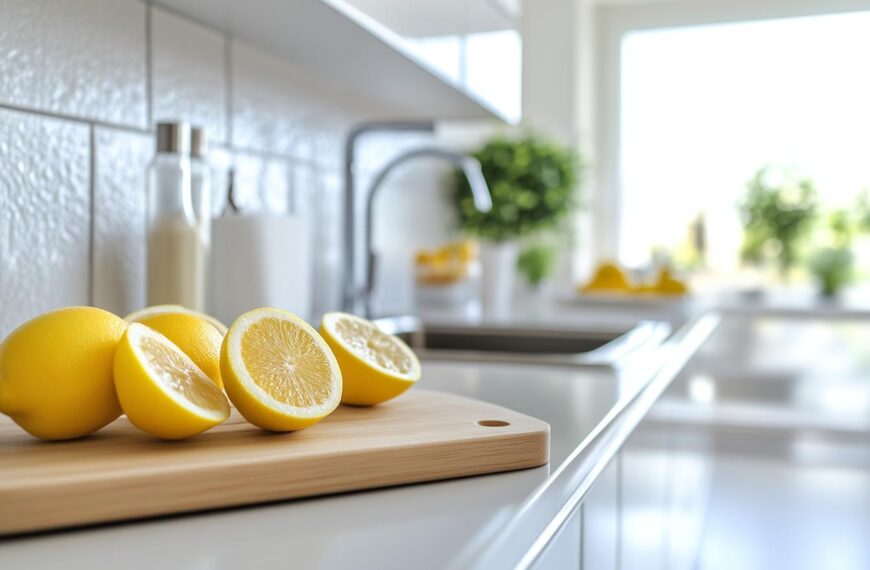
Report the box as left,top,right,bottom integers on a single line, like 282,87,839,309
88,125,97,307
145,1,153,128
0,102,148,135
0,101,335,170
224,32,233,147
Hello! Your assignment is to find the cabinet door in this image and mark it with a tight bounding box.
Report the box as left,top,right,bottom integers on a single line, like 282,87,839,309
582,456,619,570
620,426,670,570
532,511,581,570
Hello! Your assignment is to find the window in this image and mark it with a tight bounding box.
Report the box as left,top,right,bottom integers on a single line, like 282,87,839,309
619,11,870,279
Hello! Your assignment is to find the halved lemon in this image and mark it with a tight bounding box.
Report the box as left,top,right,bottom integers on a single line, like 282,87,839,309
114,323,230,439
134,312,224,389
320,312,421,406
125,305,228,335
220,308,342,432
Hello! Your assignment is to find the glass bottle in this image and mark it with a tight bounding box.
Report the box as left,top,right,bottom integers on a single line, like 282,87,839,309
190,126,212,307
146,122,205,310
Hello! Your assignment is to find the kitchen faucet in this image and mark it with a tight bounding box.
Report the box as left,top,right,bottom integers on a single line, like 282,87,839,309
343,121,492,317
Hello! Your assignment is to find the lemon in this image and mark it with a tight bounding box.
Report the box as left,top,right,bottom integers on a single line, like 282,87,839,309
654,268,689,296
581,261,632,293
320,312,420,406
0,307,127,440
134,312,224,389
114,323,230,439
220,308,342,432
125,305,228,335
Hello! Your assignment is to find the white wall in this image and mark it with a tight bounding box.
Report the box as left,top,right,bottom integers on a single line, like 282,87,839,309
0,0,443,336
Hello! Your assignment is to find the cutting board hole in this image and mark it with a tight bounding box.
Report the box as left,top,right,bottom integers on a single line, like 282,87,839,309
478,420,510,427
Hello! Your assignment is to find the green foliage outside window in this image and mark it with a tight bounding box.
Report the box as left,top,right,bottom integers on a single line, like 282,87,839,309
738,166,819,276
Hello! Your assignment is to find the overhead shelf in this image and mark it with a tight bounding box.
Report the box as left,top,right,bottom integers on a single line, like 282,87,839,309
156,0,512,123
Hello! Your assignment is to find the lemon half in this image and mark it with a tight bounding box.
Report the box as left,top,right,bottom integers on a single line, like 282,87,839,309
320,312,420,406
114,323,230,439
220,308,342,432
134,312,224,389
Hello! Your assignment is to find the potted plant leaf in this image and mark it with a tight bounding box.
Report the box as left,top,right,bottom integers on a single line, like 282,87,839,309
737,166,818,280
453,134,580,316
808,209,856,298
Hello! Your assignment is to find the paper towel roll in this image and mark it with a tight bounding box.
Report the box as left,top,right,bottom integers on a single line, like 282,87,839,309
210,214,312,324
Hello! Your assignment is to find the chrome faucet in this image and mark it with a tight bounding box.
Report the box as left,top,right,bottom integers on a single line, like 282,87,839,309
343,121,492,317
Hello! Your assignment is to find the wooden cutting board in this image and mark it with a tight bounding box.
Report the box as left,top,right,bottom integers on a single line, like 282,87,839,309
0,390,548,536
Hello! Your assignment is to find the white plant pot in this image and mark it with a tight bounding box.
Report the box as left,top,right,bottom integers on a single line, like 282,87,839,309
479,241,519,319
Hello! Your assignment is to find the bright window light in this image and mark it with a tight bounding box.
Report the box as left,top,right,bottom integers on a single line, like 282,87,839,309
620,12,870,274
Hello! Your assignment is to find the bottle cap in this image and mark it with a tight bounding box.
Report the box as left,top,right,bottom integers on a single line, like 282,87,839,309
155,122,191,154
190,127,207,158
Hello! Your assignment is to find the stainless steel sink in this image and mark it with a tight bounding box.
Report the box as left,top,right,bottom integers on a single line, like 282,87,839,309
374,316,670,369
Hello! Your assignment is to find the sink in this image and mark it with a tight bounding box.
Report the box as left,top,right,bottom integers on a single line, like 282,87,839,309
374,316,670,369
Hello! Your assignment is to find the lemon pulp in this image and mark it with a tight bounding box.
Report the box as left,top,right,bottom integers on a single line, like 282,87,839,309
240,317,334,408
330,316,417,378
136,331,227,417
220,308,342,431
320,312,420,406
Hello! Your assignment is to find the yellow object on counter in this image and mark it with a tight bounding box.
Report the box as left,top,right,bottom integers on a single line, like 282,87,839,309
415,240,477,286
580,261,633,293
652,267,689,296
579,262,689,296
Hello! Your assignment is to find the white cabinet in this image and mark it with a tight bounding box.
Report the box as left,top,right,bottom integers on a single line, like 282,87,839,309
620,428,670,570
533,511,581,570
582,456,620,570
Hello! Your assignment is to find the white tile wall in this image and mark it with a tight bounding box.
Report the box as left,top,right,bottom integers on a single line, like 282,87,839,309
0,0,448,332
230,42,326,158
150,7,227,143
91,127,152,317
0,0,147,128
0,108,90,337
232,152,291,214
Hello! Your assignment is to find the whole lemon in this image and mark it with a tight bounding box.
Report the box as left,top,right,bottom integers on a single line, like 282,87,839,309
135,312,224,389
0,307,127,440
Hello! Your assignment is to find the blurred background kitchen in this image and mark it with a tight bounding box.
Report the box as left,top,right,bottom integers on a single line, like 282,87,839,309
2,1,870,569
4,0,870,334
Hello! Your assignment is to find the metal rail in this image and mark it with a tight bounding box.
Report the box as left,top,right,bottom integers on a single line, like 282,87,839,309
460,313,721,570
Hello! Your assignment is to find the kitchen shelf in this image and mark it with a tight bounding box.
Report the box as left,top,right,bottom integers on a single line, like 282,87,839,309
156,0,511,123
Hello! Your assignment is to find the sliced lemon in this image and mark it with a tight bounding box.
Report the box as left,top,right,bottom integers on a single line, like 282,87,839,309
114,323,230,439
125,305,228,335
134,312,224,389
320,312,420,406
220,308,342,432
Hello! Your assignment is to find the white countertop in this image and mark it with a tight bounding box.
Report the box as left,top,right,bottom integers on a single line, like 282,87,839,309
0,359,648,570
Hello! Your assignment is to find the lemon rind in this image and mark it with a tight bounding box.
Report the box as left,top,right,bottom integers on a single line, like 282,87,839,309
126,324,229,422
321,312,421,382
125,305,228,335
225,308,342,419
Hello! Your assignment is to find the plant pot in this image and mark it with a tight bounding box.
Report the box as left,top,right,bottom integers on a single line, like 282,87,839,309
479,241,519,319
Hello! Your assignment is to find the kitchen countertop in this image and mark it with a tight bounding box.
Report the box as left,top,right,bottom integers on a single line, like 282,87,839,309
0,316,715,570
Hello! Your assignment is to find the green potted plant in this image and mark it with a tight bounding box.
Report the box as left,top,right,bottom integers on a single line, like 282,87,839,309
453,134,580,315
809,246,853,297
808,209,856,298
738,166,818,280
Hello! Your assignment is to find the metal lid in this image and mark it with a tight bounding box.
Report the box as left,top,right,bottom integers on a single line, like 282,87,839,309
190,127,207,158
155,122,191,154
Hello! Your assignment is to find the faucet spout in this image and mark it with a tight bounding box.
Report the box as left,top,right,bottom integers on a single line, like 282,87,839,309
344,138,492,317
